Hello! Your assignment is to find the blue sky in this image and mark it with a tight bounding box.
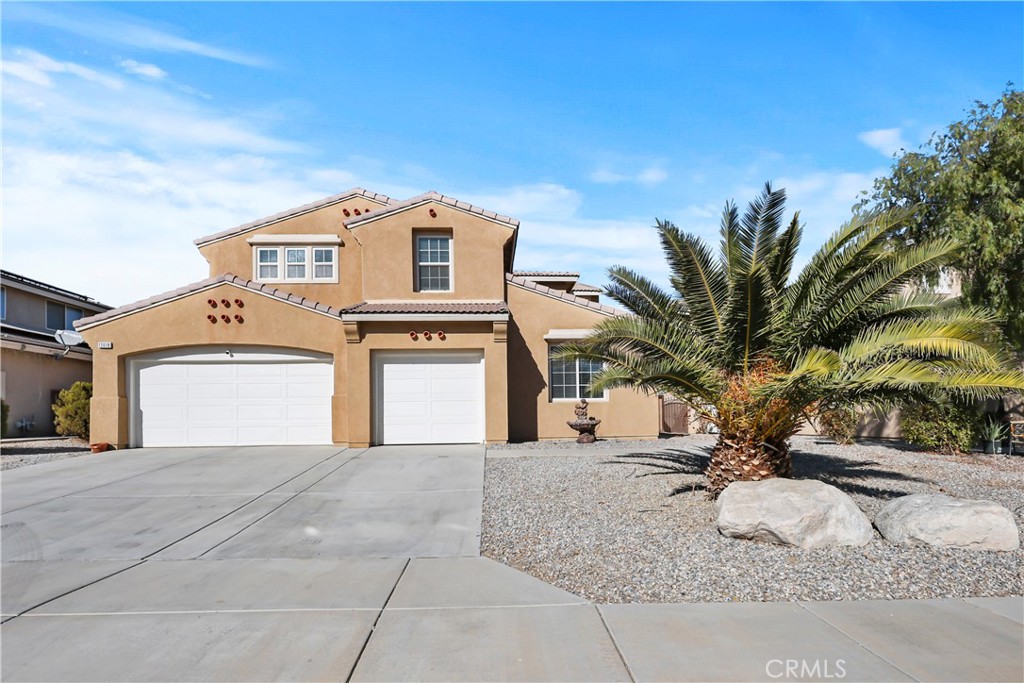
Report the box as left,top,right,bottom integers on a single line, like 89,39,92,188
3,2,1021,306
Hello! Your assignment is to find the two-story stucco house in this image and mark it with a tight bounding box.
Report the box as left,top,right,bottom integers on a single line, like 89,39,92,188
1,270,111,436
76,189,659,448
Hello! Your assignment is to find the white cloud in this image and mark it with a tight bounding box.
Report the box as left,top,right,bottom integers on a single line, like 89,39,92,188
118,59,167,80
858,127,909,158
7,4,266,67
590,165,668,186
2,49,123,90
637,166,668,185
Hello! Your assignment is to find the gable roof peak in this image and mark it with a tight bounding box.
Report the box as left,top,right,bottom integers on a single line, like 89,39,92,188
345,191,520,230
194,187,394,246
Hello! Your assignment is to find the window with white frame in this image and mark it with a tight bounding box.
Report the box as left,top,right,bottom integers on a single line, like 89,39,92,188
253,246,337,283
0,287,6,320
548,346,606,400
45,301,84,330
416,234,452,292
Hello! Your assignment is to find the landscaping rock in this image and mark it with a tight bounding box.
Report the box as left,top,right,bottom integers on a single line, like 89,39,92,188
875,494,1020,551
716,478,873,548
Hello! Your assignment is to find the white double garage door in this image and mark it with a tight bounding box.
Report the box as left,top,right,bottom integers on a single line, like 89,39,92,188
132,348,484,447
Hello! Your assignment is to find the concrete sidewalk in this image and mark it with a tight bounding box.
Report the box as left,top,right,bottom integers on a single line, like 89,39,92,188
2,445,1022,682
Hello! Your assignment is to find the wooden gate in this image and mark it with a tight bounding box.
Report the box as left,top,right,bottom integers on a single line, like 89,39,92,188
659,395,690,435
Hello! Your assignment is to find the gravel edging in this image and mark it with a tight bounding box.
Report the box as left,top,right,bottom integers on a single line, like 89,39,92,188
481,435,1024,604
1,438,93,470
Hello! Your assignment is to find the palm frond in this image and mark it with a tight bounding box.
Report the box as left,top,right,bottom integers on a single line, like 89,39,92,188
658,220,727,339
603,266,682,321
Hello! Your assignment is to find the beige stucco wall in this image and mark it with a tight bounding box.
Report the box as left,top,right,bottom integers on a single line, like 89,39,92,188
352,204,514,302
1,348,92,436
342,320,508,447
506,284,659,441
79,282,348,448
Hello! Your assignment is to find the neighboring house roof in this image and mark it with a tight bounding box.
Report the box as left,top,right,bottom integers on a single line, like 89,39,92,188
1,270,111,311
506,274,622,316
571,282,602,293
193,188,394,247
345,191,520,230
75,274,344,331
512,271,580,278
340,301,509,315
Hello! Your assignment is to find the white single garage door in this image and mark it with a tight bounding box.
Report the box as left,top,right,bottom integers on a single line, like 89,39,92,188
132,347,333,447
375,352,485,445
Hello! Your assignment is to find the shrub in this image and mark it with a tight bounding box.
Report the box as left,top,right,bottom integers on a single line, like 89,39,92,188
53,381,92,440
900,400,978,454
1,400,8,438
817,404,859,445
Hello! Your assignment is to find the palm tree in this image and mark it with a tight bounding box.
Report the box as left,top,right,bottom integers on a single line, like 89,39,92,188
559,183,1024,497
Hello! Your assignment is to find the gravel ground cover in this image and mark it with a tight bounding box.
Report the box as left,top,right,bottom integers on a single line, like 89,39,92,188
482,435,1024,603
1,438,92,470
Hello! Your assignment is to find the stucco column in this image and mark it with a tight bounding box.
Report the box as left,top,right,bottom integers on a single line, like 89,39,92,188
486,323,509,444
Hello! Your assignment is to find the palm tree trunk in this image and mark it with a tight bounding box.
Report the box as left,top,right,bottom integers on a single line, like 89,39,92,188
705,436,792,498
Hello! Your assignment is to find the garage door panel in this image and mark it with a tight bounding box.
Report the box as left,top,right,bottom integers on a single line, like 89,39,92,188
240,383,287,400
187,426,237,445
188,364,236,379
286,382,332,398
188,383,236,400
136,353,332,448
187,404,236,422
286,403,332,421
238,404,287,421
237,364,285,378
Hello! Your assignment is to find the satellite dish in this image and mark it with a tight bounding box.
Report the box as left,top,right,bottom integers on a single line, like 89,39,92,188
55,329,84,347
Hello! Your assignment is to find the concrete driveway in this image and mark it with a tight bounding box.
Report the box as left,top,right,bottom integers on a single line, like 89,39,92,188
2,445,1022,682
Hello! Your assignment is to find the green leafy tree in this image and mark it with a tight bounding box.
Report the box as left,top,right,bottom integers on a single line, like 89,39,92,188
859,88,1024,348
53,381,92,440
560,184,1024,496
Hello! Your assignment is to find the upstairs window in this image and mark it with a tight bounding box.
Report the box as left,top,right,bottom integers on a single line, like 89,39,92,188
548,346,606,401
257,248,279,280
253,245,338,283
416,234,452,292
46,302,84,330
0,287,5,320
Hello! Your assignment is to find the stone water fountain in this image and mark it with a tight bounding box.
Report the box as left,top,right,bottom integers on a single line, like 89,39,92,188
566,398,601,443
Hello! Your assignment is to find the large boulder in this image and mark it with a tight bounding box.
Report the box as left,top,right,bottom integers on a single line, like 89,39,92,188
875,494,1020,551
716,479,873,549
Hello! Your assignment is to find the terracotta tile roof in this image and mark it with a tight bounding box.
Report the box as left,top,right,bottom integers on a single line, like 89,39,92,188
193,188,393,246
512,270,580,278
74,274,343,330
345,191,520,229
340,301,510,315
571,282,602,293
506,274,623,316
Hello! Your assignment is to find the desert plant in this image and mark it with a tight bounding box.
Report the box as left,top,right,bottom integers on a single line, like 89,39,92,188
52,381,92,440
559,183,1024,496
816,404,860,445
897,400,978,454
